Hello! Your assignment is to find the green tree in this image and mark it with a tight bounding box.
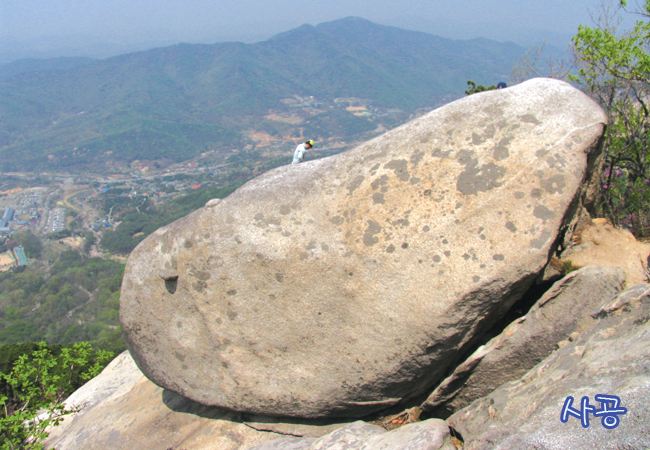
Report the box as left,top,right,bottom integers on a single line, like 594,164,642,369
0,342,112,449
12,231,41,260
571,0,650,235
464,80,496,95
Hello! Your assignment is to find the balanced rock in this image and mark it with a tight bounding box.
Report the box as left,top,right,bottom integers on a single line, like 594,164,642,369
120,78,606,418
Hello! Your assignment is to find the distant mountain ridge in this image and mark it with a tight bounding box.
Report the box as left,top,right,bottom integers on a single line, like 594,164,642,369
0,17,525,173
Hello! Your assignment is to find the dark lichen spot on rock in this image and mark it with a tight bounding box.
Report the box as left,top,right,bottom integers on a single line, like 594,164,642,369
306,240,317,250
530,229,552,249
391,216,410,228
275,273,284,282
484,124,496,139
432,148,452,159
533,205,557,222
176,321,183,328
227,311,238,321
506,221,517,233
299,251,309,260
193,281,207,293
433,255,442,263
519,114,541,125
184,239,194,249
348,175,365,194
344,250,354,258
363,220,383,247
371,163,381,171
455,202,462,209
423,189,432,197
444,250,451,257
530,188,543,199
410,177,421,185
473,276,481,283
536,148,549,158
472,132,485,145
456,150,474,165
572,135,583,143
462,253,470,260
227,289,237,296
174,352,185,362
493,254,505,261
401,242,409,249
386,244,395,253
385,160,410,182
515,191,525,199
480,235,487,240
478,227,484,234
371,174,389,191
493,137,513,161
443,239,449,244
330,216,344,225
542,174,566,194
457,161,507,196
279,205,291,215
411,151,425,167
546,156,558,168
254,213,264,221
423,225,430,232
372,193,386,204
268,217,281,226
190,269,210,281
321,243,330,251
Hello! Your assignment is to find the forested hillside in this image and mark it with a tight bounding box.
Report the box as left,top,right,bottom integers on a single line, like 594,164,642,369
0,17,524,173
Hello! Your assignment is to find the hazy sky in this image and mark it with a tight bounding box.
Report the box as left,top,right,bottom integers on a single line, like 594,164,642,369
0,0,639,51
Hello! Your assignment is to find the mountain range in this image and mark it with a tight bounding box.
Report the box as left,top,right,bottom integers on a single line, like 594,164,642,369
0,17,526,173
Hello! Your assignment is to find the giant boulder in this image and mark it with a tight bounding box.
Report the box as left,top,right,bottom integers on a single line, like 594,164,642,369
120,78,606,418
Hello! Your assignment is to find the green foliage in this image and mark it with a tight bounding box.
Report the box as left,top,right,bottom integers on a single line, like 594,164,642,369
99,181,244,255
0,342,112,450
12,231,41,260
464,80,496,95
0,251,125,346
571,1,650,236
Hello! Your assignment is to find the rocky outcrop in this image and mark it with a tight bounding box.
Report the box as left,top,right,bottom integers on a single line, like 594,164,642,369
247,420,456,450
421,265,626,417
42,352,282,450
120,78,607,418
448,283,650,450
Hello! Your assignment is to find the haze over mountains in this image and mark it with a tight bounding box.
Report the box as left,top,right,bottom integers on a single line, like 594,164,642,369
0,17,525,173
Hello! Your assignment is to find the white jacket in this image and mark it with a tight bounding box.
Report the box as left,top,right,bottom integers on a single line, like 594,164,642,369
292,143,307,164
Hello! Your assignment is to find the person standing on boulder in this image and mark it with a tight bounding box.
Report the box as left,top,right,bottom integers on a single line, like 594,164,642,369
292,139,314,164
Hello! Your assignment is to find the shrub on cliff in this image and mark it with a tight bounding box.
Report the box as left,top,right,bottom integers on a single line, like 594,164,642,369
0,342,112,450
